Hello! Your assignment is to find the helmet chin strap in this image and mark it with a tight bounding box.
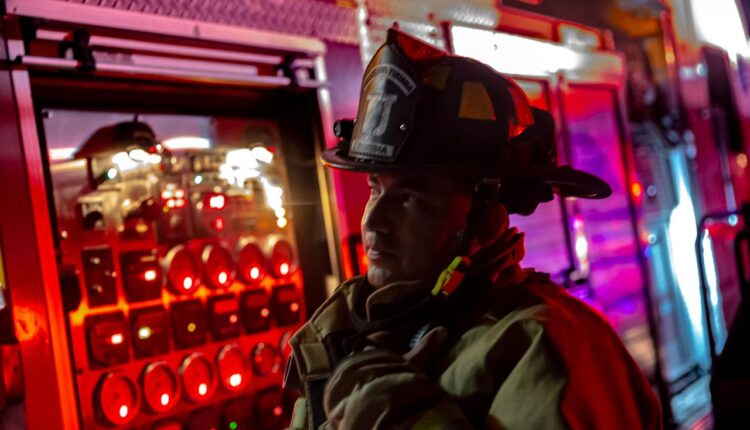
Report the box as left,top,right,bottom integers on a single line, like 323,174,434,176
431,180,501,297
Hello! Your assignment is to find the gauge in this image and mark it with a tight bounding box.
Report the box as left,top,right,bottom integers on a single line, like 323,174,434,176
201,244,236,289
217,344,249,392
94,372,140,426
179,352,217,402
163,245,201,295
269,239,295,278
141,361,180,413
250,343,281,377
237,240,266,284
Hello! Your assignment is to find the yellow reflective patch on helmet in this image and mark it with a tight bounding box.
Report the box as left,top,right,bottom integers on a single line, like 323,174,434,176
458,82,496,120
422,65,451,90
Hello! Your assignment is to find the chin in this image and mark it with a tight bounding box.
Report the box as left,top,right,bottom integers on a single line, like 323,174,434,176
366,267,394,289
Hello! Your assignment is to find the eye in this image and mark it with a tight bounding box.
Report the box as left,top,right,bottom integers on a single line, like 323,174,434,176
401,192,421,207
367,181,381,197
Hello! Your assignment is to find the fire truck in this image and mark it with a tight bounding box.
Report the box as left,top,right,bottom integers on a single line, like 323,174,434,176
0,0,748,428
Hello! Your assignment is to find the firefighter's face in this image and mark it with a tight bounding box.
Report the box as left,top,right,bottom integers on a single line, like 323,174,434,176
362,173,473,288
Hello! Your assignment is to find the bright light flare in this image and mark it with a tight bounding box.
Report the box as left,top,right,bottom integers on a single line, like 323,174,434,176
49,147,76,161
160,393,170,407
251,146,274,163
162,136,211,150
229,373,242,387
208,194,226,210
143,269,158,282
183,277,194,290
249,267,261,280
279,262,290,276
118,405,129,418
137,326,152,340
198,383,208,396
110,333,124,345
452,26,582,78
218,271,229,285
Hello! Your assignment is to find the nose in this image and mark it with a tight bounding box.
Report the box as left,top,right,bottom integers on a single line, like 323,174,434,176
362,193,392,235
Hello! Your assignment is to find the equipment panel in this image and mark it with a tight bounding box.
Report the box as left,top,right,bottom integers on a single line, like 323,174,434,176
46,112,302,429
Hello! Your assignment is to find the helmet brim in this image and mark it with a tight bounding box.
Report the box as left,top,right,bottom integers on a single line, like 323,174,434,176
322,147,612,199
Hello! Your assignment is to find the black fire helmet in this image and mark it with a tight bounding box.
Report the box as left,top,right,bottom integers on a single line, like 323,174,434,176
322,28,612,202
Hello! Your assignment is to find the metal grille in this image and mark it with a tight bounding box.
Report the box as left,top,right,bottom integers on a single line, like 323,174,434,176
54,0,360,44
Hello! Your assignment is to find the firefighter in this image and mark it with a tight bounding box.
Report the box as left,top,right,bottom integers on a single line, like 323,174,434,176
284,28,661,430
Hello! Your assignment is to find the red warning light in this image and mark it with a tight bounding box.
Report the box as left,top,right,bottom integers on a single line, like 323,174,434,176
273,406,283,417
238,241,267,284
201,244,236,289
289,302,300,313
217,345,248,392
212,216,225,231
260,308,270,318
163,245,200,295
270,240,295,278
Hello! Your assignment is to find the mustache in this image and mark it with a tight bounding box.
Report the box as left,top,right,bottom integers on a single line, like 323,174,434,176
363,234,398,255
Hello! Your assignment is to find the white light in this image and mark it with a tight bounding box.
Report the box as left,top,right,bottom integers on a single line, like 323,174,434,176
162,136,211,150
112,151,139,170
128,148,149,161
160,393,170,407
574,235,589,260
183,277,193,290
128,148,161,165
107,168,118,180
118,405,129,418
277,217,288,229
229,373,242,387
143,269,157,282
218,271,228,285
110,333,124,345
226,149,258,168
198,383,208,396
49,147,77,161
690,0,750,59
249,267,261,280
251,146,274,164
279,262,290,276
667,150,726,362
194,175,204,185
219,149,261,187
452,26,585,78
138,326,152,339
112,150,160,171
261,177,287,228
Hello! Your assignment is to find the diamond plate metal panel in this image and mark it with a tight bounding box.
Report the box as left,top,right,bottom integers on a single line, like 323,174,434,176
358,0,499,61
53,0,360,44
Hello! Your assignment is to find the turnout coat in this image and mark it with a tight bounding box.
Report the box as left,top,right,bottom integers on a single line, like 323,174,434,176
284,267,661,430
